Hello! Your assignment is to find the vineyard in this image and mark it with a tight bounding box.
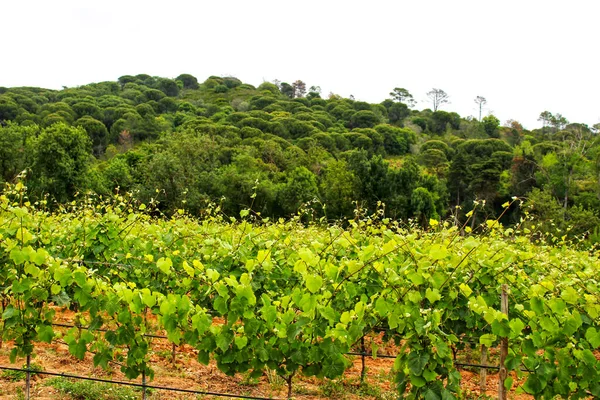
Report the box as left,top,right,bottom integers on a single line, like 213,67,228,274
1,185,600,399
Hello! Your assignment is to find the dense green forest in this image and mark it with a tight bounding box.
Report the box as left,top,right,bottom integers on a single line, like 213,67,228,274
1,74,599,242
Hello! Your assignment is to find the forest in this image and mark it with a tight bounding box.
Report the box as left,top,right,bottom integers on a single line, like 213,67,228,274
1,74,599,243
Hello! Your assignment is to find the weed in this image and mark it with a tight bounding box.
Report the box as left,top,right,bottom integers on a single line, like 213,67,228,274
46,377,144,400
240,371,260,386
319,379,347,399
265,368,285,392
0,363,43,381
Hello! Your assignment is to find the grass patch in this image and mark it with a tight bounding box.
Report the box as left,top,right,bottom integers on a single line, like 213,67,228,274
1,363,43,381
46,377,146,400
319,379,396,400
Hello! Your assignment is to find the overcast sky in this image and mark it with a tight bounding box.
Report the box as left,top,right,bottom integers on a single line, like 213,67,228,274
1,0,597,129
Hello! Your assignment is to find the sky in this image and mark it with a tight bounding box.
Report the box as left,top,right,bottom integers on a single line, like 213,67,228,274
1,0,598,130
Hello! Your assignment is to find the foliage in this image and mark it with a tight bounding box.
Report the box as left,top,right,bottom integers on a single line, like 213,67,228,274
46,377,140,400
0,74,599,238
0,187,599,399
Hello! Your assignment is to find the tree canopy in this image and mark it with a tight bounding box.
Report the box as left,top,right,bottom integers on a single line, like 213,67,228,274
1,74,599,242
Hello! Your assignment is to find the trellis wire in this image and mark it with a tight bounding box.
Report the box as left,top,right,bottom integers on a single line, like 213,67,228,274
0,365,280,400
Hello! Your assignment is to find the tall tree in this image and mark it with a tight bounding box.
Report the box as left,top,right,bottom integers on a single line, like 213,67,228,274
474,96,487,121
280,82,295,98
538,111,553,134
426,88,449,111
292,80,307,98
550,113,568,132
389,88,416,107
32,123,92,202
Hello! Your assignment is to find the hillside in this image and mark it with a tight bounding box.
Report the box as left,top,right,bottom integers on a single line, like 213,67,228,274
1,74,599,242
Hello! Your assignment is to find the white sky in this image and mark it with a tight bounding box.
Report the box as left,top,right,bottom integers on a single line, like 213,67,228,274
1,0,598,129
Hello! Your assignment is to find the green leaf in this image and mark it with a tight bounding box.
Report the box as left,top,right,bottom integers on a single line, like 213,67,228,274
206,269,220,282
197,351,209,365
407,351,429,376
322,356,347,379
561,287,579,304
31,248,48,266
425,288,441,303
585,327,600,348
51,284,62,295
340,311,352,324
479,334,496,347
235,285,256,306
235,336,248,349
530,297,544,315
459,283,472,297
24,263,41,277
261,305,277,325
2,305,18,320
157,257,173,274
407,290,422,303
182,261,195,277
509,318,525,338
424,388,441,400
410,374,426,387
407,271,425,285
37,325,54,343
423,368,437,382
215,332,231,351
375,297,390,316
429,244,447,260
10,248,27,265
141,290,156,308
319,306,337,323
523,374,546,395
214,296,228,315
298,248,319,267
305,275,323,294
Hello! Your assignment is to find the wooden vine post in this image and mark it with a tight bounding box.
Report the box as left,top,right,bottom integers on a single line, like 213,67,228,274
25,354,31,400
498,284,508,400
142,370,147,400
479,344,487,394
360,336,366,383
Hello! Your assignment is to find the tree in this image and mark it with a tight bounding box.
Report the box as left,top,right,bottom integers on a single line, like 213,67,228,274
429,111,460,134
426,88,449,111
307,86,321,100
75,116,109,156
278,167,319,215
550,113,568,132
32,123,92,202
292,80,307,98
387,102,410,125
0,123,38,183
156,78,180,97
538,111,553,133
481,115,500,138
411,187,436,226
280,82,295,98
474,96,487,121
389,88,416,107
175,74,199,90
349,110,380,129
319,160,356,218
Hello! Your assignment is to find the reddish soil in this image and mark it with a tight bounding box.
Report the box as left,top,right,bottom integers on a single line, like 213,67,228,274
0,309,533,399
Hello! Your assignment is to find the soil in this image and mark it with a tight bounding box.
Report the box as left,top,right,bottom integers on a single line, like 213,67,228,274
0,309,533,400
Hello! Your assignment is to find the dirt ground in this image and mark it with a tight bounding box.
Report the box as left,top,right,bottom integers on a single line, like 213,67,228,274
0,310,532,400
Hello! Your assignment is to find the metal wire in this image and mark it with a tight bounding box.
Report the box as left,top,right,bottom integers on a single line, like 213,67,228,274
0,365,281,400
